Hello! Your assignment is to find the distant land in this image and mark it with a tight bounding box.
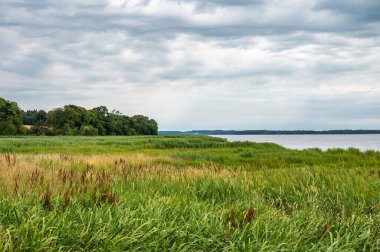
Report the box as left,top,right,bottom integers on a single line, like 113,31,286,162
159,130,380,135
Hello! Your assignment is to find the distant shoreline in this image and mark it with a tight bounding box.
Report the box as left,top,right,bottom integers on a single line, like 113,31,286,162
159,130,380,135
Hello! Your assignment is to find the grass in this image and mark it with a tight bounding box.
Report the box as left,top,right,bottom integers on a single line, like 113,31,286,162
0,135,379,251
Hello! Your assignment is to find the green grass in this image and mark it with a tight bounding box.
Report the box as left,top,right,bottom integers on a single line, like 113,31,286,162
0,135,379,251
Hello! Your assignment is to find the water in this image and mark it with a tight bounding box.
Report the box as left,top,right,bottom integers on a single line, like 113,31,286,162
211,134,380,151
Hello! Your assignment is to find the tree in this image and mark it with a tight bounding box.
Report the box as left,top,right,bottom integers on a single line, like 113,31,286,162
0,121,17,135
1,98,158,136
131,115,158,135
91,106,109,135
46,108,66,130
23,110,47,125
0,98,26,135
63,105,89,128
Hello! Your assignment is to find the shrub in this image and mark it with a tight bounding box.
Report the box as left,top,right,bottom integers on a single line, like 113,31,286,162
79,125,99,136
0,121,17,135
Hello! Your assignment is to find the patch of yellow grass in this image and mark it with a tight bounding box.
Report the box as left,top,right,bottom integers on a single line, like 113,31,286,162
0,153,248,198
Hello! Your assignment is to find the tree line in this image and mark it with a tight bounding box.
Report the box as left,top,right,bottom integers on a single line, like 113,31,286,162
0,98,158,136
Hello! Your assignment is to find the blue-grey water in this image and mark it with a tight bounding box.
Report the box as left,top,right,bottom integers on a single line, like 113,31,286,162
211,134,380,151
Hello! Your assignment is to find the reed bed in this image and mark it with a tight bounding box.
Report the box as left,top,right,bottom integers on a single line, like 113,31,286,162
0,136,379,251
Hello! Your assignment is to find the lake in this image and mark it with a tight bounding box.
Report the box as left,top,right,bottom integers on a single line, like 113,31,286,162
211,134,380,151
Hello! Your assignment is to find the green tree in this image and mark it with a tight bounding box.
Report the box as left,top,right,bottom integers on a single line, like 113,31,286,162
0,121,17,135
23,110,47,125
2,98,158,136
91,106,109,135
0,98,26,135
131,115,158,135
63,105,89,128
46,108,66,130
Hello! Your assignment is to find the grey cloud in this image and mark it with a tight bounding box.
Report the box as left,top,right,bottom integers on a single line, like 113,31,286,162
314,0,380,22
179,0,264,8
1,0,376,38
193,0,263,6
0,0,379,129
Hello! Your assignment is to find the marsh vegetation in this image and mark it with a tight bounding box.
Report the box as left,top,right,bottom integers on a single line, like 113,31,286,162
0,135,379,251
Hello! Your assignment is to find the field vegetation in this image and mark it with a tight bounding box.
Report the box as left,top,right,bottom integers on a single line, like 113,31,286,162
0,135,379,251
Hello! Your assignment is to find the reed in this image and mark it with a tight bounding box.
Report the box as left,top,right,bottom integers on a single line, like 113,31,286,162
1,152,16,167
0,135,379,251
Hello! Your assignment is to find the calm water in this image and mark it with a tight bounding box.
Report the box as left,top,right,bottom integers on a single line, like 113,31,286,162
211,134,380,151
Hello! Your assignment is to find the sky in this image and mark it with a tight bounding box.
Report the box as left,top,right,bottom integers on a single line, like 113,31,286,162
0,0,379,130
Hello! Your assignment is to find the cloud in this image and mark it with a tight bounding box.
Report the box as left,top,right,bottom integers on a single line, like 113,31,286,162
0,0,379,130
314,0,380,22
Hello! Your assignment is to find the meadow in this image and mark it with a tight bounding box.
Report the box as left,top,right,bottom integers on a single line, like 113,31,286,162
0,135,379,251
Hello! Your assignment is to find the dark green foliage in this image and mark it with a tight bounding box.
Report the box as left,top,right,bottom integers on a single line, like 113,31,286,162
0,98,26,135
22,109,47,125
131,115,158,135
0,98,158,136
0,98,20,121
0,121,17,135
46,108,66,129
45,105,158,136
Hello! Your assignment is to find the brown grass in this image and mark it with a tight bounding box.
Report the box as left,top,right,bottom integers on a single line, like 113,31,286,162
1,153,16,167
0,153,249,211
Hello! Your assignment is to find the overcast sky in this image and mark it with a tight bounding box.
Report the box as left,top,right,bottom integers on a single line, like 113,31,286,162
1,0,379,130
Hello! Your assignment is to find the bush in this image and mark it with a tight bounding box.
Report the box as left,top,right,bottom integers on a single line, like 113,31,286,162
0,121,17,135
79,125,99,136
17,125,27,135
29,125,50,135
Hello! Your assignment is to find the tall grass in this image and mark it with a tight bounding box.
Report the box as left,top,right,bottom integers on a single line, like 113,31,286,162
0,136,379,251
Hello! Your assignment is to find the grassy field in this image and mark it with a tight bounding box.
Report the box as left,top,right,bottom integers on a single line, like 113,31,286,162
0,135,379,251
